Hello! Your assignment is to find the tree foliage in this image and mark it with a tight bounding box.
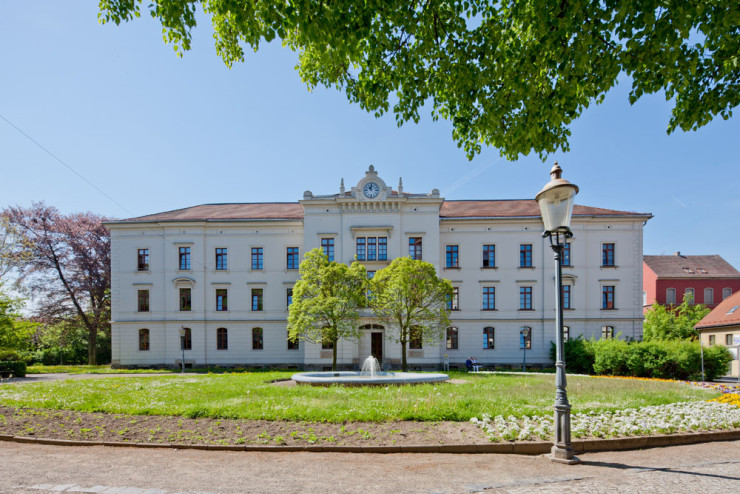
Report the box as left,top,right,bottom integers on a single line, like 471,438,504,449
370,257,452,371
642,295,710,341
99,0,739,160
0,286,36,353
287,248,367,370
1,203,111,365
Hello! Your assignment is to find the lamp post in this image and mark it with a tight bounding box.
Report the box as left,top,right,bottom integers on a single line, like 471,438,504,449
179,326,186,374
536,162,580,464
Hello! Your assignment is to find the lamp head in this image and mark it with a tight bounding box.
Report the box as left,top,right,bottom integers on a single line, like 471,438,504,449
536,162,579,234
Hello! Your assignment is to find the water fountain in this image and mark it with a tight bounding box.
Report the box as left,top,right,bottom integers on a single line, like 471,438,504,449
292,355,449,386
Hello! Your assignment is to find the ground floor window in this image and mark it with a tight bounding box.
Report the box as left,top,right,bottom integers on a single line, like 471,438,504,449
519,327,531,350
181,327,191,350
409,327,422,349
446,327,458,350
287,331,299,350
138,328,149,351
601,326,614,339
217,327,228,350
252,327,263,350
483,327,494,349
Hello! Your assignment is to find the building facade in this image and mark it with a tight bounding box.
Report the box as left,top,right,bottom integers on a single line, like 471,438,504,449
107,167,651,369
643,253,740,311
695,290,740,378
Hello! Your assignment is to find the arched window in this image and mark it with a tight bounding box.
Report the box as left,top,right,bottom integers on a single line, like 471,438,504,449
723,287,733,300
217,327,228,350
252,327,263,350
446,327,458,350
181,327,191,350
409,326,423,349
483,327,494,349
138,329,150,351
519,327,531,349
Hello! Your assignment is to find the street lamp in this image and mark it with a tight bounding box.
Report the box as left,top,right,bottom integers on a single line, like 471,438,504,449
536,162,580,464
179,326,186,374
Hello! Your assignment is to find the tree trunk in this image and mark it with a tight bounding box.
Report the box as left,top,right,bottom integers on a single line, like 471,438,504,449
401,339,407,372
332,340,338,371
88,326,98,365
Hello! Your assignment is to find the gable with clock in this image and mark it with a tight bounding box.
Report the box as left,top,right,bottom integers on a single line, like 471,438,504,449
353,165,390,201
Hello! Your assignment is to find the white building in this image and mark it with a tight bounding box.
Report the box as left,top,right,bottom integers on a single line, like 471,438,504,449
106,166,651,369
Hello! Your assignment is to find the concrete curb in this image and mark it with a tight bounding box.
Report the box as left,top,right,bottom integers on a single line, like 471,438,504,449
2,429,739,455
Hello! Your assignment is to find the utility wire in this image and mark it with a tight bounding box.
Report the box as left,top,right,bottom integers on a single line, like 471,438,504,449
0,112,133,216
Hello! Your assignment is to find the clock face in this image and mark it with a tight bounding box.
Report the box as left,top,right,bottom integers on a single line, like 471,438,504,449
363,182,380,198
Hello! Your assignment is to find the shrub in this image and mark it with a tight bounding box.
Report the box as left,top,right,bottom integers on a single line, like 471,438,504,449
0,348,23,361
549,337,595,374
0,360,26,378
702,345,733,382
592,338,630,375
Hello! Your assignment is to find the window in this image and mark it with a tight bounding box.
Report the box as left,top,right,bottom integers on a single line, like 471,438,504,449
367,237,377,261
321,238,334,261
138,328,150,351
179,288,191,311
216,289,228,311
446,245,459,268
482,287,495,310
723,288,733,300
251,288,263,311
685,287,695,304
602,243,615,266
287,331,299,350
287,247,299,269
217,327,228,350
137,290,149,312
409,327,422,350
482,245,495,268
562,242,571,267
251,247,264,270
704,288,714,305
563,326,570,342
483,327,495,349
286,288,293,308
520,244,532,267
321,328,333,350
563,285,572,309
519,286,532,310
602,326,614,339
728,305,740,315
137,249,149,271
446,327,458,350
447,287,459,310
708,334,715,346
602,286,615,309
409,237,422,260
520,327,531,349
179,247,191,270
252,327,263,350
666,288,676,305
181,327,191,351
215,248,227,270
726,334,734,346
378,237,387,260
355,236,387,261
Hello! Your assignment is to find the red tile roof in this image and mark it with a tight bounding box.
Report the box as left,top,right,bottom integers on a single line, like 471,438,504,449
695,290,740,330
439,200,649,218
109,200,649,224
643,255,740,279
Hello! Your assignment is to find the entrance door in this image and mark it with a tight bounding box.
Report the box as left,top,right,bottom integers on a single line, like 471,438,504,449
371,332,383,362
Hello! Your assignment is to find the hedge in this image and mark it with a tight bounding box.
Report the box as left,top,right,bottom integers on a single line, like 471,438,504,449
550,338,732,381
0,361,26,378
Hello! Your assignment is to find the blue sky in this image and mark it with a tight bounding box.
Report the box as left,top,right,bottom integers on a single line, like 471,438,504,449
1,2,738,269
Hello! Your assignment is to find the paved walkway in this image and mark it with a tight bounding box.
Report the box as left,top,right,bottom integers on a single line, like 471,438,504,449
1,440,738,493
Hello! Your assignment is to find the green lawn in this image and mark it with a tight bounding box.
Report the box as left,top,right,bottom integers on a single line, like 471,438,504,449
26,365,180,374
0,372,719,422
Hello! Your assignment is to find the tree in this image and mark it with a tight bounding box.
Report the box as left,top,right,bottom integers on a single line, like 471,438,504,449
99,1,738,160
370,257,452,371
287,248,367,370
642,294,710,341
0,287,36,353
2,203,111,365
0,216,30,281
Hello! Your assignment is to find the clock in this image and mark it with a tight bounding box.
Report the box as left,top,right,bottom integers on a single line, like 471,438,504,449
363,182,380,198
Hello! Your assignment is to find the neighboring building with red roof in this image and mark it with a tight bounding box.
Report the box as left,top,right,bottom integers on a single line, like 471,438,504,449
106,166,652,369
643,253,740,311
695,290,740,378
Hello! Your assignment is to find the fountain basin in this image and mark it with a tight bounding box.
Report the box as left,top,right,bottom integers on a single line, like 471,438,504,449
291,371,449,386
